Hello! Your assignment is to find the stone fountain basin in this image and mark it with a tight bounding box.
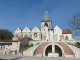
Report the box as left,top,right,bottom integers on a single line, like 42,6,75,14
48,53,59,57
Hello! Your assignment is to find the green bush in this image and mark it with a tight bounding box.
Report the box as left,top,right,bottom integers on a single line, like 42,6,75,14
59,40,61,41
36,43,39,45
74,42,80,48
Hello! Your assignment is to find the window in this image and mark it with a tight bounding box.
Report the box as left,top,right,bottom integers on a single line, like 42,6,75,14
65,35,69,40
2,46,5,50
45,23,48,27
26,29,27,30
6,45,9,49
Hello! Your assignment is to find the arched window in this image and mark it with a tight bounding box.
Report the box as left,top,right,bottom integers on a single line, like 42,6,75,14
14,34,19,38
24,34,28,37
65,35,69,40
45,23,48,27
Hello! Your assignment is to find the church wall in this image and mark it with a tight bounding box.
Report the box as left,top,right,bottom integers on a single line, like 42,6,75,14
31,32,41,40
54,25,62,41
63,34,73,40
14,28,21,33
22,27,30,32
22,32,30,38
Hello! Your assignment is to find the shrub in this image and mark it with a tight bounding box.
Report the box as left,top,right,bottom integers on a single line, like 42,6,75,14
59,40,61,41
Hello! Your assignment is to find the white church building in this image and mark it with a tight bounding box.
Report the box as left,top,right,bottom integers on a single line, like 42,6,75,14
13,11,73,41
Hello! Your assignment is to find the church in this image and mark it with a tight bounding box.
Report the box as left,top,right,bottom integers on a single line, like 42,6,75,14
1,11,80,58
13,11,73,41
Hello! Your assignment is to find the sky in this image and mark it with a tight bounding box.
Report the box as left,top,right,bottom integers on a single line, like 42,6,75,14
0,0,80,39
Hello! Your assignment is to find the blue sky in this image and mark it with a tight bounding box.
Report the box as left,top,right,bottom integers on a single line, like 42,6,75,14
0,0,80,39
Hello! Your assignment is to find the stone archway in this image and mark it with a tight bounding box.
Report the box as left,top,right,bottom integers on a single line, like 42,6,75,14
55,45,62,57
45,45,52,56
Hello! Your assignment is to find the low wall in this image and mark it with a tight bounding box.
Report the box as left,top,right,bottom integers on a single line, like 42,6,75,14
76,48,80,58
65,55,75,58
28,40,39,45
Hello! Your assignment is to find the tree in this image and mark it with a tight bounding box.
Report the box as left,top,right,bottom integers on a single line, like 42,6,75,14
0,29,13,40
68,14,80,36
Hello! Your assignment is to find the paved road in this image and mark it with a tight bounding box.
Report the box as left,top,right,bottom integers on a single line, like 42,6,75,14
0,55,80,60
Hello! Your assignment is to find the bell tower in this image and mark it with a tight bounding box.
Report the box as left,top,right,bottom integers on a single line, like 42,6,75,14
41,11,51,40
41,11,51,28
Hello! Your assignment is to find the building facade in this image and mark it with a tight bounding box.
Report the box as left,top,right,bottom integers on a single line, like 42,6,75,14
13,11,73,41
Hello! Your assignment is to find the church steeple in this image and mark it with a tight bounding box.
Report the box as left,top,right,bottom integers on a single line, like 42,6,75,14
41,11,51,22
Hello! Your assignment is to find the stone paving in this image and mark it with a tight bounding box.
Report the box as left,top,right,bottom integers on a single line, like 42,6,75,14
0,55,80,60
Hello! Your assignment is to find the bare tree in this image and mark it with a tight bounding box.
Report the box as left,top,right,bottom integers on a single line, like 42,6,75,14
68,14,80,36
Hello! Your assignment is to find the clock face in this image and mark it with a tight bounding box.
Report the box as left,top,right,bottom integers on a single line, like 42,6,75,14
34,33,37,37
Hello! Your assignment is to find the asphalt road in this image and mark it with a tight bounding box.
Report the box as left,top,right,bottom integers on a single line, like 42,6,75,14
0,55,80,60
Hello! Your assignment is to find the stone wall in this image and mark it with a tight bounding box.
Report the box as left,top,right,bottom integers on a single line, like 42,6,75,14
20,37,29,50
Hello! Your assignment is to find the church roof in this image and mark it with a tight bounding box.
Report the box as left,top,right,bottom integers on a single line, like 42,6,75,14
62,29,71,34
41,11,51,22
48,21,53,30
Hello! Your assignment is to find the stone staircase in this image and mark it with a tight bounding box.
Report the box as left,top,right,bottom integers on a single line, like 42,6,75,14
34,42,50,56
23,47,33,56
56,42,74,55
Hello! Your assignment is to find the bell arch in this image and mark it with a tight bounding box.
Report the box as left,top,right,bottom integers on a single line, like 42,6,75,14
45,23,48,27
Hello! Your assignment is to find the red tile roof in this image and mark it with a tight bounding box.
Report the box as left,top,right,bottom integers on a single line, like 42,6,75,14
39,28,41,31
62,29,71,34
30,29,32,31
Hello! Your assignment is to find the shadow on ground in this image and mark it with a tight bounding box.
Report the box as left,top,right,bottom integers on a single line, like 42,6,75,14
0,57,22,60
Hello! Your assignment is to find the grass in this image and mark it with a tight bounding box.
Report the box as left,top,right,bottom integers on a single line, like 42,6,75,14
19,45,33,53
19,43,40,53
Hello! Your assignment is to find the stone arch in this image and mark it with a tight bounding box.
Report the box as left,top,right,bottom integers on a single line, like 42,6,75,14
34,42,74,58
55,45,62,57
54,43,65,57
43,43,53,56
43,43,64,57
45,45,52,56
65,35,69,40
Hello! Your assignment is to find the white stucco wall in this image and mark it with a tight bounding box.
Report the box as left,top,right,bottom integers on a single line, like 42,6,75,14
63,34,73,40
22,27,30,33
54,25,62,41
